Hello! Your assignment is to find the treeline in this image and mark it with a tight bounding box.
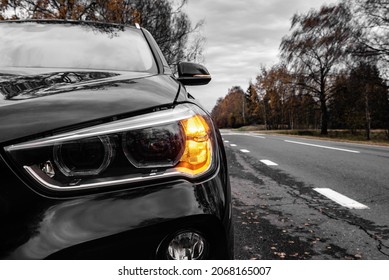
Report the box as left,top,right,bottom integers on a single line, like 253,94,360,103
211,0,389,139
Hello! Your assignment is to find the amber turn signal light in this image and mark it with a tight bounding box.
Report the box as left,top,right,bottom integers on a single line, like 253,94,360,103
177,115,212,176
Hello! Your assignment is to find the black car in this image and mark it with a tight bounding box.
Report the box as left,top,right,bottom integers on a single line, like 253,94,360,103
0,20,233,260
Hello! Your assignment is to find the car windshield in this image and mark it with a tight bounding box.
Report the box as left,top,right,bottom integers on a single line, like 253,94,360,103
0,22,157,73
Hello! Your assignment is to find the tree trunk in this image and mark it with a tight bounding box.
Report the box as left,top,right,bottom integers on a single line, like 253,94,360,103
263,102,268,130
320,95,328,135
364,91,371,140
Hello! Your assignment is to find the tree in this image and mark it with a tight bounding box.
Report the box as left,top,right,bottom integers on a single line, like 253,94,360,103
211,86,246,128
280,3,353,134
128,0,204,66
351,0,389,70
211,97,227,128
0,0,204,66
330,71,366,133
329,62,389,139
284,89,318,130
245,83,261,125
255,64,293,129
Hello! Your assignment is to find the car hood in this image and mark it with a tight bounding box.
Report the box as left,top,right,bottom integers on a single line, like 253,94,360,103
0,68,180,143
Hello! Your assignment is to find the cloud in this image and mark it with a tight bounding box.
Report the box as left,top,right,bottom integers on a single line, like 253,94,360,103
184,0,338,111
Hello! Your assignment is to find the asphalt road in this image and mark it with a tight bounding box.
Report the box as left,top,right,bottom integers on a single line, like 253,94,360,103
221,130,389,260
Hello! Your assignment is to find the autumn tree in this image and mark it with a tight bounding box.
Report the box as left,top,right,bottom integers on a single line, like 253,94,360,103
210,97,227,128
211,86,246,128
280,3,353,135
0,0,204,65
245,83,261,125
255,64,294,129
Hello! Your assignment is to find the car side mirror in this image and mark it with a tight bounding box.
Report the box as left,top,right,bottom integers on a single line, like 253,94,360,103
177,62,211,86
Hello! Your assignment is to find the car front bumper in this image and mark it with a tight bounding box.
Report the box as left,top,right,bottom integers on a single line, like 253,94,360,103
0,154,233,260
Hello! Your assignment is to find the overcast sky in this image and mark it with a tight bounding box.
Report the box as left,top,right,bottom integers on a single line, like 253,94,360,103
183,0,338,112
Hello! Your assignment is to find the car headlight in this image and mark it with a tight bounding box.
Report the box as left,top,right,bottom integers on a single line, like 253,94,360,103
3,104,217,192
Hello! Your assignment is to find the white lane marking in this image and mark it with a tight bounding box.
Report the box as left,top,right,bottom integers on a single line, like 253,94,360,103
221,132,251,136
224,140,229,143
230,144,237,147
260,160,278,166
285,140,360,154
314,188,369,209
240,149,250,153
220,132,266,139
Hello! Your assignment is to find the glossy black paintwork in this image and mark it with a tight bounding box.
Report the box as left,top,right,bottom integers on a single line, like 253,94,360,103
0,70,181,143
0,21,232,260
0,151,231,259
177,62,212,86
